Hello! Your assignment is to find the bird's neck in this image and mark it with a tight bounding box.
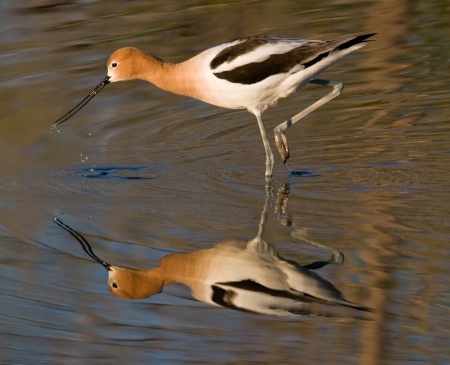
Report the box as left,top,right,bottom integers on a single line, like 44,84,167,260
122,267,166,298
157,251,209,287
139,56,202,100
117,251,212,299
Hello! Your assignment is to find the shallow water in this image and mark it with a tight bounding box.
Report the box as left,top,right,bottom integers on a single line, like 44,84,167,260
1,1,449,364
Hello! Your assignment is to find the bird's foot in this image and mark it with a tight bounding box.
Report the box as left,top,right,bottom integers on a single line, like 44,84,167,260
274,128,289,164
274,182,290,217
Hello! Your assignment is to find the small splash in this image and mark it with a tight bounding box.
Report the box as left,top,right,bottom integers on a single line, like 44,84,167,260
80,153,89,164
50,124,63,134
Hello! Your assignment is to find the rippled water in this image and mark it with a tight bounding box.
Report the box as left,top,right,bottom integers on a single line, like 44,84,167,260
1,1,449,364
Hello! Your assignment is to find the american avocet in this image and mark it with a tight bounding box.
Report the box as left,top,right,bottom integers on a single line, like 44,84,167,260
54,217,371,317
53,33,375,177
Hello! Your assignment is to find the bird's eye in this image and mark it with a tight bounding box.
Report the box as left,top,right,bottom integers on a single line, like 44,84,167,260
112,282,118,289
112,62,117,68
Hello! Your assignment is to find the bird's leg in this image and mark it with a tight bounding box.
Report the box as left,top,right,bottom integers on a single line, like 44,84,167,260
247,181,273,251
291,230,344,270
255,112,274,177
254,182,271,243
274,79,343,173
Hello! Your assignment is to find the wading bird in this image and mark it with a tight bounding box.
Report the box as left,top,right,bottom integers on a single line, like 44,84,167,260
53,33,375,176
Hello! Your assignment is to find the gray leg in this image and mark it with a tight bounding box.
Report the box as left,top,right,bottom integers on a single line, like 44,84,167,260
274,79,343,172
255,112,275,177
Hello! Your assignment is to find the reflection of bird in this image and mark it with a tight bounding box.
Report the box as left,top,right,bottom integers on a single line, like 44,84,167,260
54,218,371,318
53,33,375,177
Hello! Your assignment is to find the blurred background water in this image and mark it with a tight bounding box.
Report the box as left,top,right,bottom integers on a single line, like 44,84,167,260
1,1,449,364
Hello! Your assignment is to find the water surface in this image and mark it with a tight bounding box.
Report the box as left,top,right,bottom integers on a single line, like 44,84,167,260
1,1,449,364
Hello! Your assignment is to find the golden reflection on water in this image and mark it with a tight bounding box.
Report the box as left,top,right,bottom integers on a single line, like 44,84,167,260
54,185,372,318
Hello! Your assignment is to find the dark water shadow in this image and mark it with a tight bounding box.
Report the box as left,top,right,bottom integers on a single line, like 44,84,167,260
75,166,158,180
289,169,321,178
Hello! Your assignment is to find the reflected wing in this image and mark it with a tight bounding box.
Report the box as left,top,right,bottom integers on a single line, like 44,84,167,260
211,280,372,319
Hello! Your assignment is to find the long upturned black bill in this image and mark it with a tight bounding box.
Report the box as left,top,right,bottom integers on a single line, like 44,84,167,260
53,217,111,271
52,75,111,127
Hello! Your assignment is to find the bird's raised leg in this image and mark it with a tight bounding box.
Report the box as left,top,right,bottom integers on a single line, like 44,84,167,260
274,79,343,173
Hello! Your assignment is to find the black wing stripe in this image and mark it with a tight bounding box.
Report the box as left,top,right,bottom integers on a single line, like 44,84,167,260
212,44,320,85
212,34,376,85
214,279,303,300
210,36,275,70
336,33,376,51
212,279,373,311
